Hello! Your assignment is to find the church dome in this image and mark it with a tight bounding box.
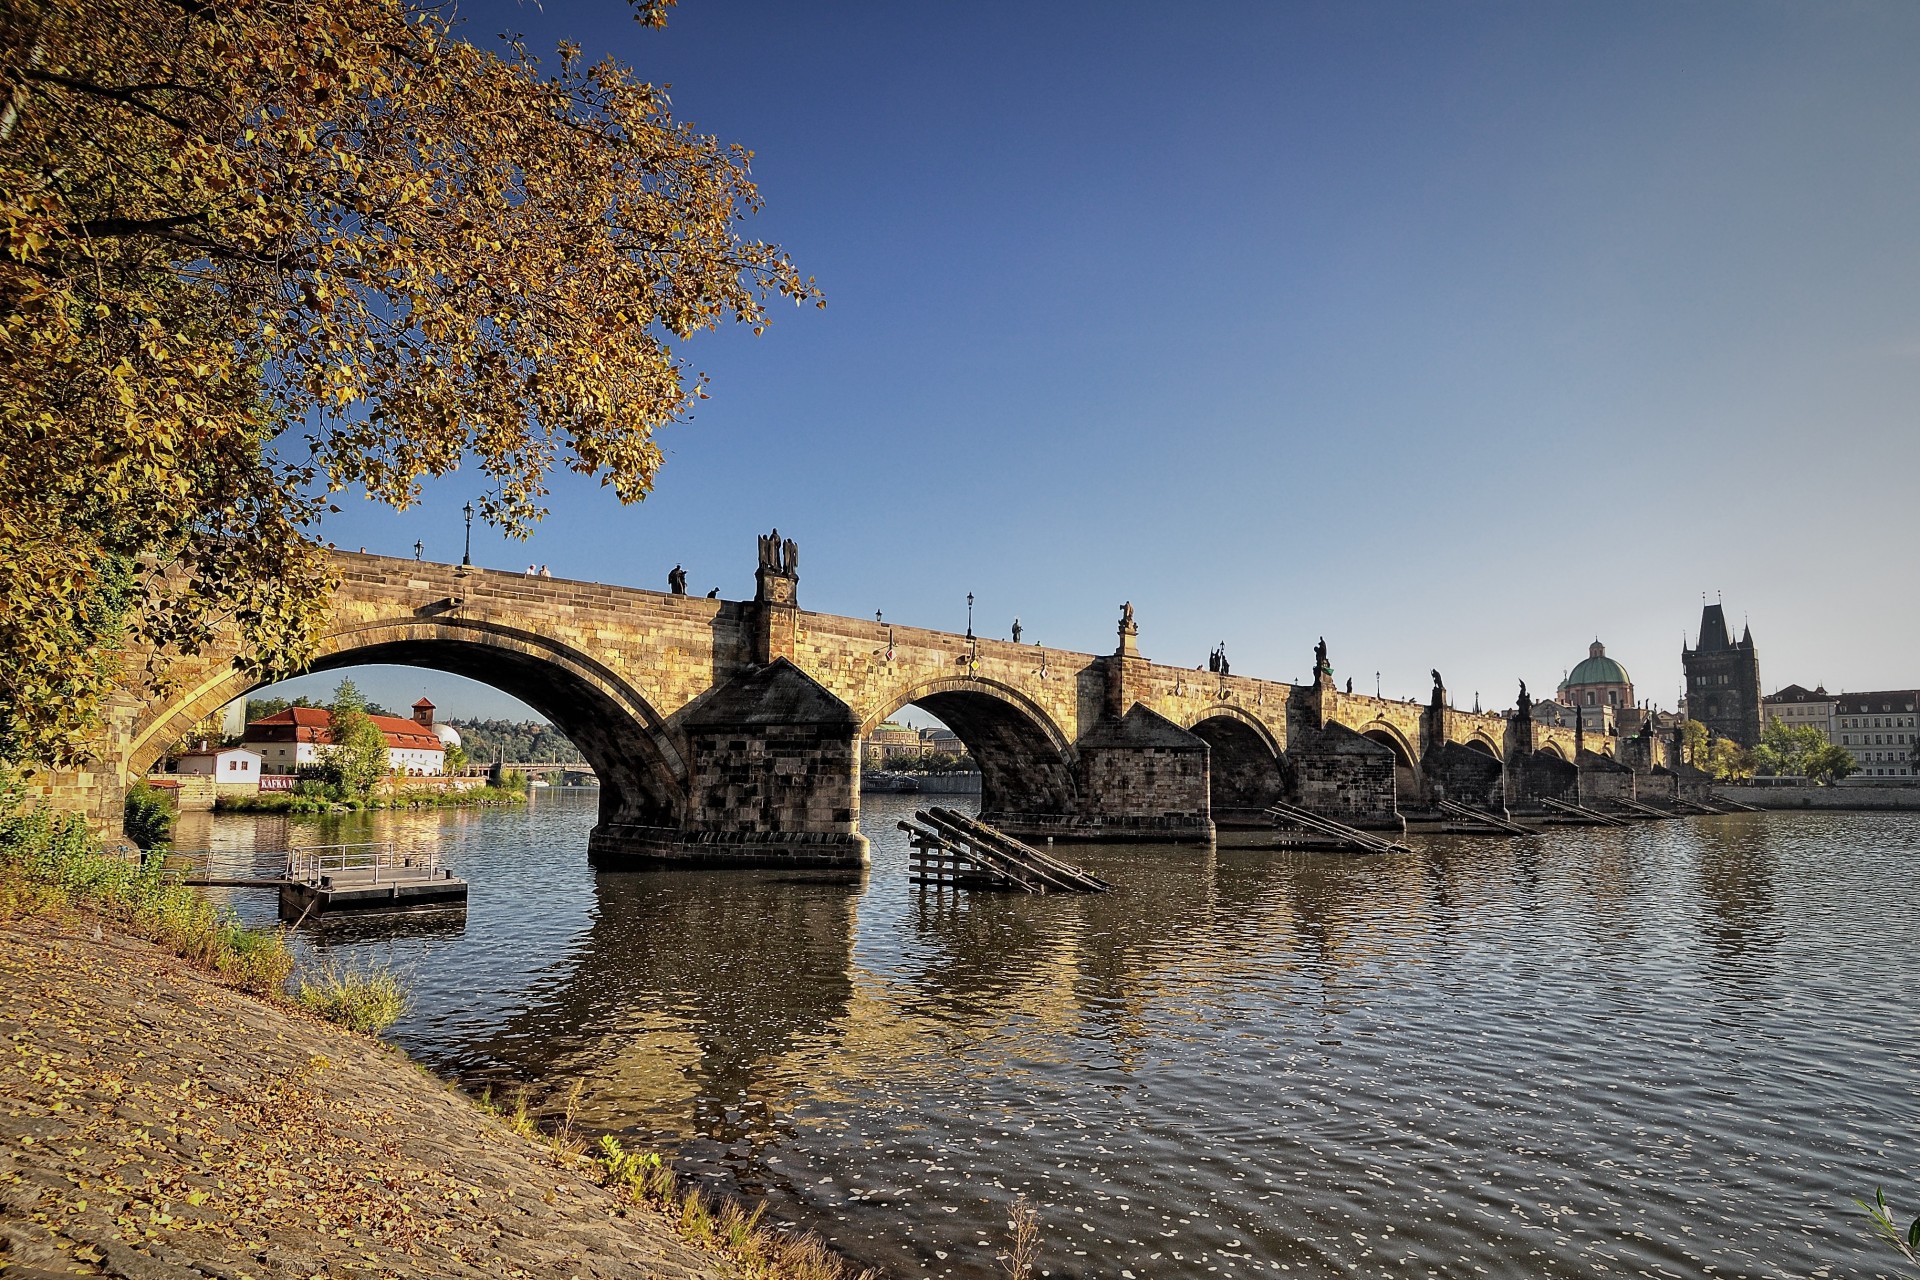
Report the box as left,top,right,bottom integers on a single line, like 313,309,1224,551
1565,640,1630,688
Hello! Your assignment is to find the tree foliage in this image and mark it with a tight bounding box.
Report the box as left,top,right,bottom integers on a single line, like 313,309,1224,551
1680,719,1752,781
315,679,387,798
445,717,584,765
0,0,817,767
1752,719,1856,784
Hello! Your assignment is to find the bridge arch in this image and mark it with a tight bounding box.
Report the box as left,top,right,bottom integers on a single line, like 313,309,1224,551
1183,707,1287,813
862,677,1078,819
128,617,689,832
1357,719,1422,805
1536,740,1571,763
1465,733,1500,757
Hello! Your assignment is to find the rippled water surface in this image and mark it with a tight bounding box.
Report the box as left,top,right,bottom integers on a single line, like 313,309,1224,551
180,796,1920,1278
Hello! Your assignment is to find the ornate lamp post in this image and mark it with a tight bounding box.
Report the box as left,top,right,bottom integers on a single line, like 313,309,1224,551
413,539,423,561
965,592,977,676
461,502,474,568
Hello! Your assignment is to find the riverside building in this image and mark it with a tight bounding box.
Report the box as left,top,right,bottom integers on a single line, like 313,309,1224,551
1835,690,1919,779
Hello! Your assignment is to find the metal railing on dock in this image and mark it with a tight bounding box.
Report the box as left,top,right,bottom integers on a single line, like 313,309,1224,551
165,842,444,889
899,807,1110,893
1263,802,1410,854
286,842,445,886
1436,799,1540,837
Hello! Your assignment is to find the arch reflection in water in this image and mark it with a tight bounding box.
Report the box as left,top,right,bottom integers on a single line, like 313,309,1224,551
471,864,863,1155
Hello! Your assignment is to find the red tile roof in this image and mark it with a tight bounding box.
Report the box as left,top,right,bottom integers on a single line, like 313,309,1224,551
244,707,443,751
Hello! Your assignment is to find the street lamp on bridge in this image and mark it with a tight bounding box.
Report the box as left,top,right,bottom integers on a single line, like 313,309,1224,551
461,502,474,568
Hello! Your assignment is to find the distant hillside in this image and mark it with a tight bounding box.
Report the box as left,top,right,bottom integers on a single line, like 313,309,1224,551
445,718,584,765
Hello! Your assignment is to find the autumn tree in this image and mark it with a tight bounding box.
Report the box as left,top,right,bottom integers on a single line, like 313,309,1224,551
0,0,817,769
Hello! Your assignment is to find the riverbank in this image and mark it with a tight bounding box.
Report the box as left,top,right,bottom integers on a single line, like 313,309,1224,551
0,911,747,1280
215,783,527,815
0,899,893,1280
1717,784,1920,811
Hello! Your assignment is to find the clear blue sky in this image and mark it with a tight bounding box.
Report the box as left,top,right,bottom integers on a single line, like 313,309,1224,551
285,0,1920,722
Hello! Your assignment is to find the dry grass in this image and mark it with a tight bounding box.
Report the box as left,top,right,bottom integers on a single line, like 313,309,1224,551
292,957,409,1032
1001,1193,1042,1278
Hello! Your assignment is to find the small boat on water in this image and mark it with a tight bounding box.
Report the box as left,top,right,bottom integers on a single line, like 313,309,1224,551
862,771,922,794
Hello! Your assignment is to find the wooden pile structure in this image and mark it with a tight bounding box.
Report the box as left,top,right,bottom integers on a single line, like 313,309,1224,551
1609,795,1680,821
899,807,1110,893
1540,796,1630,828
1263,801,1410,854
1436,799,1540,837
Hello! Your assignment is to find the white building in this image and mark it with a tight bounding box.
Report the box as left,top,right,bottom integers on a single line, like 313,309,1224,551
1835,690,1918,779
243,706,446,776
173,746,264,782
1762,684,1836,743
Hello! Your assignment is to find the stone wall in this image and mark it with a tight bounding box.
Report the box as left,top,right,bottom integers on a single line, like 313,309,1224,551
1025,706,1213,841
1636,769,1678,805
1576,750,1636,806
1726,785,1920,811
1289,723,1398,827
619,660,866,870
1508,750,1578,807
1425,741,1507,811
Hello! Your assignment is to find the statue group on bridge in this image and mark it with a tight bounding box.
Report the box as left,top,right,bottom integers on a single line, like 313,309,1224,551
758,529,798,577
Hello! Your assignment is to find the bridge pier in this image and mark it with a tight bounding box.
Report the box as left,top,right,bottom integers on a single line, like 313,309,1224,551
992,704,1214,843
589,659,869,872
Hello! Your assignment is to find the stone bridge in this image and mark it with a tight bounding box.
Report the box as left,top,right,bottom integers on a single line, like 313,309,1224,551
72,542,1671,867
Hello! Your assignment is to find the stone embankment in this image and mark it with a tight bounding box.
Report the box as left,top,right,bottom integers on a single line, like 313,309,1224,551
1718,785,1920,811
0,915,730,1280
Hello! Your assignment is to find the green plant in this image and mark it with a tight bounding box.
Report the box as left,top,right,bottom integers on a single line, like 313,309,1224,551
292,958,409,1034
0,769,290,990
1858,1188,1920,1275
589,1134,874,1279
316,679,390,798
122,781,177,849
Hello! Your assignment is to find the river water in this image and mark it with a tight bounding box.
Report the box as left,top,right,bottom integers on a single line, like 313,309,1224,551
179,794,1920,1279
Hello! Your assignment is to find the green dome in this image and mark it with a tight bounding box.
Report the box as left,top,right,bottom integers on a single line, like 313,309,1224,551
1565,641,1630,688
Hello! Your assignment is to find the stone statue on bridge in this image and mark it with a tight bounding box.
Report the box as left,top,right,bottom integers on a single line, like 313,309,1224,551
1515,679,1532,719
1011,618,1023,643
1431,669,1445,700
1120,601,1135,633
754,529,799,607
1314,636,1329,675
758,529,797,576
668,564,687,595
